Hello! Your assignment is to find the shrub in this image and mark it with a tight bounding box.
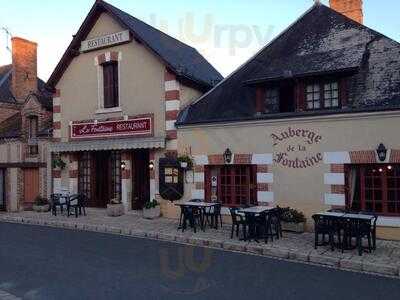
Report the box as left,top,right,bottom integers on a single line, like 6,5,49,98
280,207,306,224
34,196,49,206
144,199,160,210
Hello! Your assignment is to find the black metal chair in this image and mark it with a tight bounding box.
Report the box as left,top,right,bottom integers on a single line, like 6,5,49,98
229,208,247,239
50,194,67,216
359,211,378,250
312,214,335,251
343,214,377,256
181,206,203,233
205,203,223,229
67,194,87,218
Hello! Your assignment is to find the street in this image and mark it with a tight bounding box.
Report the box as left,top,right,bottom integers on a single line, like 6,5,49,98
0,222,399,300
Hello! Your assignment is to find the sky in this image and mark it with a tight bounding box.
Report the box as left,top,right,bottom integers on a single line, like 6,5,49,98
0,0,399,81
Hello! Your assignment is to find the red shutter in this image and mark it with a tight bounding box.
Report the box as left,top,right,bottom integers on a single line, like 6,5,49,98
255,86,265,114
204,166,211,202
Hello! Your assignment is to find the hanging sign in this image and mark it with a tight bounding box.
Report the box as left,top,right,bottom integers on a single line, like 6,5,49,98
71,117,152,139
80,30,131,52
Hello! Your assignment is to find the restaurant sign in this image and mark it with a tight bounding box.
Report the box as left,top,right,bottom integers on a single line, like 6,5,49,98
271,127,323,169
70,117,152,139
80,30,131,52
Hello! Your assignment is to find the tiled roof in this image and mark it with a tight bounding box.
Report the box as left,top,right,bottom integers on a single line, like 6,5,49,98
0,113,21,139
48,0,223,90
178,3,400,125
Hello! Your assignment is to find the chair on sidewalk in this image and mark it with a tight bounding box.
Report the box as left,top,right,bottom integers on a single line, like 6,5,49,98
205,203,223,229
67,194,87,218
50,194,67,216
312,214,335,251
181,206,203,233
229,207,247,239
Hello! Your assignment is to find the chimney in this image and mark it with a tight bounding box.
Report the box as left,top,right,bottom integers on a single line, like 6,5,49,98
330,0,363,24
11,37,38,102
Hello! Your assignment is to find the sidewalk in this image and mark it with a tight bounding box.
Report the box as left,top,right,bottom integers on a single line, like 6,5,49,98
1,209,399,278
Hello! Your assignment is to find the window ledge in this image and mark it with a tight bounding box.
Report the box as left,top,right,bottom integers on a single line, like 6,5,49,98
377,217,400,228
95,107,122,115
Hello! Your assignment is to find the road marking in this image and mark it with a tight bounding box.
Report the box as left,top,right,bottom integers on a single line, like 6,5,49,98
0,290,20,300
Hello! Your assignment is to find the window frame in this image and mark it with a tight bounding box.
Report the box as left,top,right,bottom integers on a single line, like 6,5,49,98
346,164,400,216
305,80,341,111
102,61,119,109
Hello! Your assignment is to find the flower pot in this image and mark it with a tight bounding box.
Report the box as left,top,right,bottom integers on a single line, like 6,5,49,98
33,204,50,213
180,162,188,169
106,203,125,217
281,221,306,233
143,206,161,219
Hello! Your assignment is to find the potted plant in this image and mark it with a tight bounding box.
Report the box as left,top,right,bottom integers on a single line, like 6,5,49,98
52,156,66,170
280,207,307,233
143,199,161,219
177,155,193,170
106,198,125,217
32,196,50,213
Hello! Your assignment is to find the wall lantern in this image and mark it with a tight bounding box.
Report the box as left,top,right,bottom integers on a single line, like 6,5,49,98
149,161,155,170
376,143,387,162
224,148,233,164
121,161,126,171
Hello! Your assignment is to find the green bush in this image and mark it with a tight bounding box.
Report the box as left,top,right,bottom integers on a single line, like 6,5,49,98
34,196,49,206
144,199,159,210
280,207,306,224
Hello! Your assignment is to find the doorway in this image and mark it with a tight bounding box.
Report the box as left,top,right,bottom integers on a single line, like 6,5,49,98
23,168,40,209
132,149,150,210
0,169,5,211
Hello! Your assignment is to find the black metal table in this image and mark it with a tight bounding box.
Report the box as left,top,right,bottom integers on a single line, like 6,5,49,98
175,201,219,232
238,206,275,242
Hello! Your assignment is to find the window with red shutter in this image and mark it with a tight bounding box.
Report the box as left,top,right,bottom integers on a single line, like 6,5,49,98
103,62,119,108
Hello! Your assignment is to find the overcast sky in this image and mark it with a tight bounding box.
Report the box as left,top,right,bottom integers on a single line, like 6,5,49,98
1,0,399,81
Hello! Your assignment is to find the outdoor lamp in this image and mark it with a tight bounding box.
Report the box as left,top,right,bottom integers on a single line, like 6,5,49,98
224,148,233,164
376,143,387,162
121,161,126,171
149,161,155,170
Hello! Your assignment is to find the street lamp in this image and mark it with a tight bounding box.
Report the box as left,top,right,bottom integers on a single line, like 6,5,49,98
149,161,155,170
224,148,233,164
376,143,387,162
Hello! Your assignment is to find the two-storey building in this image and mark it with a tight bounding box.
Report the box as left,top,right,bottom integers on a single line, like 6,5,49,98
176,0,400,239
0,37,53,212
46,0,222,210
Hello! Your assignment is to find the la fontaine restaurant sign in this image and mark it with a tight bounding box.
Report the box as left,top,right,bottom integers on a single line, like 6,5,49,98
271,127,323,169
80,30,131,52
70,117,152,140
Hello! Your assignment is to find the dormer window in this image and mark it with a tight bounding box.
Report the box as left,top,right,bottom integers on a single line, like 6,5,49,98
102,62,119,109
306,81,340,110
265,88,279,113
28,116,39,155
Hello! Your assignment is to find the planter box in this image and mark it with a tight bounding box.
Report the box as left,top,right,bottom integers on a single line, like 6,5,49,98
143,206,161,219
106,204,125,217
32,204,50,213
282,221,306,233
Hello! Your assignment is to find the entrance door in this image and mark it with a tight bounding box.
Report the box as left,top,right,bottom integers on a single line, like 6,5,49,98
92,152,110,208
0,169,5,211
132,149,150,210
24,168,39,208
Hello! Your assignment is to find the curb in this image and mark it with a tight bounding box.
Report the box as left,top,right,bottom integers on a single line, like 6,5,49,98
1,216,399,279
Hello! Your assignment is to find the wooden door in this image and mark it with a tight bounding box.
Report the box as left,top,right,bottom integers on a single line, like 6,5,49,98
24,168,39,207
92,152,110,208
132,150,150,210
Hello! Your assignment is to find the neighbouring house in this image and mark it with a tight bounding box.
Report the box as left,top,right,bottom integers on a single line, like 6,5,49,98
0,37,53,212
175,0,400,240
46,0,222,210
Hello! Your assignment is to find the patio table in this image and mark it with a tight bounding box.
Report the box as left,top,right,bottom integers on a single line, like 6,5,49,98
175,202,219,231
237,206,276,242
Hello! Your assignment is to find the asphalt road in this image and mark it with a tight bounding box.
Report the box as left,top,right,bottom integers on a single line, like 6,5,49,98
0,222,399,300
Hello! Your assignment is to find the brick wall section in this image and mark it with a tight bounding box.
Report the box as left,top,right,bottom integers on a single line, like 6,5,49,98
350,150,376,164
53,89,61,142
11,37,38,101
164,69,180,156
390,150,400,163
329,0,363,24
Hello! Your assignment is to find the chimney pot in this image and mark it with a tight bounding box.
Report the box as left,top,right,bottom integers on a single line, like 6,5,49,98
11,37,38,102
330,0,363,24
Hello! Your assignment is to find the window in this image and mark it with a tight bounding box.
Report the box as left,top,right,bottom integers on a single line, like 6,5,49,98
28,116,38,139
78,152,92,201
110,151,122,201
306,81,340,110
205,165,257,207
265,88,279,113
103,62,119,108
306,84,321,110
347,164,400,216
28,116,39,155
